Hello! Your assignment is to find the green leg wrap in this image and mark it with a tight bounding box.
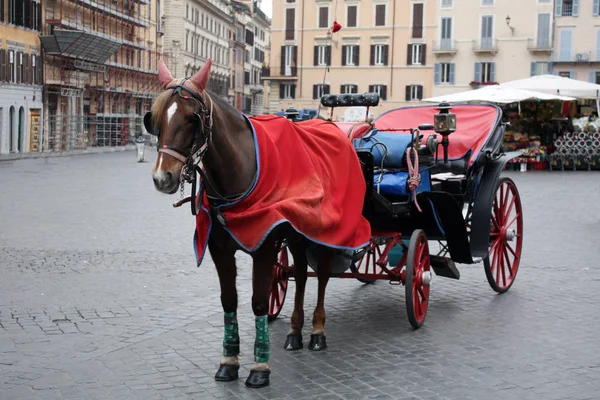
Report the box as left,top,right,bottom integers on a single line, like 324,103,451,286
254,315,270,363
223,312,240,357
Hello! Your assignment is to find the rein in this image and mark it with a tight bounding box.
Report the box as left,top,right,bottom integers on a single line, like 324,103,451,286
159,82,253,220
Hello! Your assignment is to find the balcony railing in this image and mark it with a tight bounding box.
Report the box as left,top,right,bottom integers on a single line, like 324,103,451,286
472,38,498,53
552,51,598,63
527,38,553,52
432,39,457,53
560,2,573,16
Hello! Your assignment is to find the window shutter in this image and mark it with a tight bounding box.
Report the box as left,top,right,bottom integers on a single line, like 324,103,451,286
37,3,41,31
353,45,360,66
407,44,412,65
341,45,347,66
382,45,389,65
279,83,285,99
37,54,42,84
324,85,330,95
347,5,357,27
326,45,331,66
24,0,30,28
25,54,30,84
569,71,576,79
474,62,481,81
285,8,295,40
530,61,537,77
352,84,358,93
547,62,553,74
314,46,319,66
381,86,387,100
370,45,375,65
412,3,423,38
595,0,599,16
573,0,579,16
319,7,328,28
291,84,296,99
16,52,22,83
434,63,441,85
405,86,411,101
590,71,596,83
449,63,455,84
490,62,496,82
340,84,345,93
555,0,562,16
421,44,426,65
369,85,374,93
417,85,423,100
596,30,600,61
0,50,5,82
280,46,285,75
313,85,318,99
292,46,297,75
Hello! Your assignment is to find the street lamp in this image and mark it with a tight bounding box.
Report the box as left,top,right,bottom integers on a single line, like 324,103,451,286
434,101,456,166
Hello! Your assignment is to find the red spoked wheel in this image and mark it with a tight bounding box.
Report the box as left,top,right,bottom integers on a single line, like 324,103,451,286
484,177,523,293
349,241,384,284
404,229,431,329
268,248,290,322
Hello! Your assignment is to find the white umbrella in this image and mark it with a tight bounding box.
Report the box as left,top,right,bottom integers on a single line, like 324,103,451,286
422,84,575,104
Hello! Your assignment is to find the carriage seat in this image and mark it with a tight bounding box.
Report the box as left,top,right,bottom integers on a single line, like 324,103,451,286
352,130,414,169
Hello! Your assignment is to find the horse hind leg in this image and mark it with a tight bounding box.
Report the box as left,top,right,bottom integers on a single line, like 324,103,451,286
209,238,241,382
245,240,278,388
283,235,308,351
309,246,333,351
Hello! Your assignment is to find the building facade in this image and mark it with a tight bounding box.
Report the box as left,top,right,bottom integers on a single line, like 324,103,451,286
432,0,554,97
0,0,44,154
553,0,600,83
40,0,163,151
162,0,231,102
266,0,436,117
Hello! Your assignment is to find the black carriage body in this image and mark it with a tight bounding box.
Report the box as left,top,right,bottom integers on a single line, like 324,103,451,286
358,104,517,265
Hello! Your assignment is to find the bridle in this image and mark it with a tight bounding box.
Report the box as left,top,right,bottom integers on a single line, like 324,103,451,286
153,80,252,221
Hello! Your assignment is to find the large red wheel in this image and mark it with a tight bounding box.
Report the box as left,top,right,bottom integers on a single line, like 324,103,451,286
404,230,431,329
349,241,384,284
268,248,290,321
483,177,523,293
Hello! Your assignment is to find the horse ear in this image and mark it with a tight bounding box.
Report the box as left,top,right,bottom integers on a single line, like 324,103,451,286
144,112,158,136
189,59,212,92
158,59,174,89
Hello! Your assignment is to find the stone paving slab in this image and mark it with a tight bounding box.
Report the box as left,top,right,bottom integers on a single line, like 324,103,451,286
1,152,600,399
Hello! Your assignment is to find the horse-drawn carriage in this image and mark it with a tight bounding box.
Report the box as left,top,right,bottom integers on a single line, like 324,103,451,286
268,92,524,329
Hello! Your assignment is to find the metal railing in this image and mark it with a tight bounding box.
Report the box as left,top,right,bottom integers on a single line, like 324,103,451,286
472,38,497,52
432,39,456,52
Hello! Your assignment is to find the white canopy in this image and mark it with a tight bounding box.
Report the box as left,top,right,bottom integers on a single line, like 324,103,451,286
502,74,600,99
422,84,575,104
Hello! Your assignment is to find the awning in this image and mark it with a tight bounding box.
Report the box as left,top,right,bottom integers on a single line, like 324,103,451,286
502,74,600,99
40,30,121,64
422,84,575,104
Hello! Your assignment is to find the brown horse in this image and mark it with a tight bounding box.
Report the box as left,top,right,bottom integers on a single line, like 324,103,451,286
146,59,335,388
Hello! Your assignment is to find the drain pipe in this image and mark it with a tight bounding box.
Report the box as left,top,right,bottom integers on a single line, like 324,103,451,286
299,0,305,99
389,0,397,97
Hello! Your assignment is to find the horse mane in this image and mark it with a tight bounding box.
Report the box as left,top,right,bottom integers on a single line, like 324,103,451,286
151,89,175,127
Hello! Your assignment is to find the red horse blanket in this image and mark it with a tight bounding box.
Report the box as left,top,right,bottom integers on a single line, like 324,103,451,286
193,115,372,265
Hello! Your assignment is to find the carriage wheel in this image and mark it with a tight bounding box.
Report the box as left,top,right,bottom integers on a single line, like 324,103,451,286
404,230,431,329
268,248,290,322
483,177,523,294
349,241,384,284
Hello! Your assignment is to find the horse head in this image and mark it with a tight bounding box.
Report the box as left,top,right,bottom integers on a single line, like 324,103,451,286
145,59,213,194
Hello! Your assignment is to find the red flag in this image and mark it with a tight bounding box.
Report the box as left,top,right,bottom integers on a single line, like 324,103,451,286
332,20,342,33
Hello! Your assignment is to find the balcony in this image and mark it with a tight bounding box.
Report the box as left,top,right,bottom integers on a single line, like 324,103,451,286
472,38,498,54
432,39,457,54
553,51,600,63
261,57,298,80
527,38,553,54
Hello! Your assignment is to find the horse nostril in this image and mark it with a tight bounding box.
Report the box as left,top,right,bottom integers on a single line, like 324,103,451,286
153,177,160,187
165,171,174,181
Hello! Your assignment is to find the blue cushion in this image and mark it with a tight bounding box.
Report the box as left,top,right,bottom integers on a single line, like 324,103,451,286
352,130,414,169
374,169,431,197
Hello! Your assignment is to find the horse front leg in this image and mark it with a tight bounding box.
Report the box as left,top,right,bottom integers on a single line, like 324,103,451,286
284,236,308,351
209,238,241,382
309,247,333,351
245,242,277,388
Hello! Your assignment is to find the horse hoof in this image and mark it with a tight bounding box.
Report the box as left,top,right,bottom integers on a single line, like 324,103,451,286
214,364,239,381
245,370,270,388
283,333,303,351
308,333,327,351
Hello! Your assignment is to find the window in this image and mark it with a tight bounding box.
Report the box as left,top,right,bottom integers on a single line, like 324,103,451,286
441,0,452,8
530,61,552,76
285,8,295,40
482,0,494,5
0,50,6,81
31,54,38,84
347,5,357,27
537,13,551,48
341,84,358,94
0,0,3,22
17,52,24,83
481,15,494,49
474,62,495,83
593,71,600,84
244,70,250,85
318,6,329,28
8,50,15,82
371,44,388,66
369,84,387,100
556,0,577,17
434,63,455,84
314,45,331,66
440,17,452,49
280,83,296,99
412,3,424,38
186,4,188,19
156,0,161,32
185,30,189,51
559,29,573,61
558,71,573,78
375,4,386,26
342,45,359,66
405,85,423,101
407,44,426,65
313,84,330,99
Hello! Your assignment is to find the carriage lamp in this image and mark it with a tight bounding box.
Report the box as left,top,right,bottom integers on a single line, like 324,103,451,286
434,102,456,165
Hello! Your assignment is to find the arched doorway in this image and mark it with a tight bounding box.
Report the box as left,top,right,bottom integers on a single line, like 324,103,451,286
18,107,24,153
9,106,14,152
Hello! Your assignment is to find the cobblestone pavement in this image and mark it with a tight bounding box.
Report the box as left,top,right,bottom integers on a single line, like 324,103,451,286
1,152,600,400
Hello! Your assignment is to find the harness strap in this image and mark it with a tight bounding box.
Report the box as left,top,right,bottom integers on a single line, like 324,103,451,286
159,147,188,164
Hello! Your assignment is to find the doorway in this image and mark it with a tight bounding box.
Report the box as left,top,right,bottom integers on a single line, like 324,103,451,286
9,106,14,152
18,107,24,152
